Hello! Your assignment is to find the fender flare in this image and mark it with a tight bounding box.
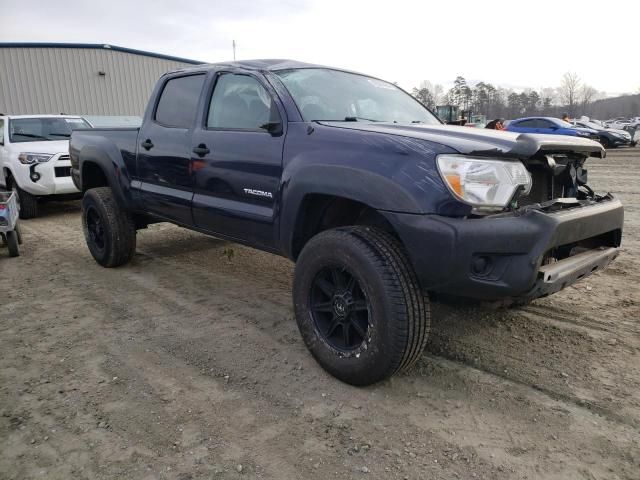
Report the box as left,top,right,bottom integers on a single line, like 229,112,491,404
279,162,423,258
78,141,134,209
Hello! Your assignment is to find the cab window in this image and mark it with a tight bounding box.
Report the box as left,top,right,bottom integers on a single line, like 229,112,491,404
155,74,206,128
207,74,279,130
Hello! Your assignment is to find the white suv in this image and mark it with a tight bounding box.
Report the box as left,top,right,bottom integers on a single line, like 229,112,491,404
0,115,91,218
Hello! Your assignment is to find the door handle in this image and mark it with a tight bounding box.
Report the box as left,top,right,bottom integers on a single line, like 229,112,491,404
141,139,154,150
193,144,210,157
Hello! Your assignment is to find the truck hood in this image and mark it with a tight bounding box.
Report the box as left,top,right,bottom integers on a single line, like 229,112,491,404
319,122,605,159
6,140,70,155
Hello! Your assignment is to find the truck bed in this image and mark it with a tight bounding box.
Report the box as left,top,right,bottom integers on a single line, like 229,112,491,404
69,128,140,190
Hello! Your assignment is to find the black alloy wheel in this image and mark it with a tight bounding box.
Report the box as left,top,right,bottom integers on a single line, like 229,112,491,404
85,204,106,255
309,266,370,352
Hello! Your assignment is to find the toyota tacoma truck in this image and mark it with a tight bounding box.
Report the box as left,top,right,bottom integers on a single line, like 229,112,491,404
1,114,91,218
69,60,623,386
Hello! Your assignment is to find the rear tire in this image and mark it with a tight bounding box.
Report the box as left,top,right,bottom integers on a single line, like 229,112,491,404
82,187,136,267
293,226,430,386
12,182,39,219
6,230,20,257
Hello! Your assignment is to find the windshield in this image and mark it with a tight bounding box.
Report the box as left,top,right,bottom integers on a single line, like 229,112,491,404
9,117,91,143
275,68,441,124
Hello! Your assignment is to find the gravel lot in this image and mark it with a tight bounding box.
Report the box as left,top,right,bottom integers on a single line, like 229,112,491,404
1,148,639,480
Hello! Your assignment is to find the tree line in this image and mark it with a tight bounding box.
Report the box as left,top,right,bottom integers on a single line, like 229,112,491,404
411,72,605,120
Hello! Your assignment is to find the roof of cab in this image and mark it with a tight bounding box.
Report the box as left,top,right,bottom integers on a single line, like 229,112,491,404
172,59,360,76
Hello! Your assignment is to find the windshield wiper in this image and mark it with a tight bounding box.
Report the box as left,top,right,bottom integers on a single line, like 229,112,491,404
12,133,50,140
344,116,379,122
49,133,71,137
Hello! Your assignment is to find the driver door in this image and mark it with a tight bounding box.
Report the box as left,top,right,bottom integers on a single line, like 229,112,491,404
190,72,285,249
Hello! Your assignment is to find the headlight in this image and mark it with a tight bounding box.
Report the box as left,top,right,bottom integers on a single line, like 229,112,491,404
437,155,532,210
18,153,54,164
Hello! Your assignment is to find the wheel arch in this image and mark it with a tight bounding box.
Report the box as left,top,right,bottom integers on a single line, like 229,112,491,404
288,193,401,260
1,167,13,187
77,145,133,210
279,162,424,259
81,160,109,191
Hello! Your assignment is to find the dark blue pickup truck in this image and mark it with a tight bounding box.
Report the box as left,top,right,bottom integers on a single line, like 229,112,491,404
70,60,623,385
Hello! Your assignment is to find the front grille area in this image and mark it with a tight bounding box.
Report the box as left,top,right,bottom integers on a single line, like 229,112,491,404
55,166,72,177
58,155,70,161
519,166,562,206
517,154,589,207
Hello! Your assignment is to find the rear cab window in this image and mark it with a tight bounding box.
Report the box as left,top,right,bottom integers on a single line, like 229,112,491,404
155,74,206,128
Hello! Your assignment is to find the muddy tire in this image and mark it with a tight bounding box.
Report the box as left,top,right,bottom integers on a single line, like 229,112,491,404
293,226,430,386
6,230,20,257
82,187,136,267
12,183,39,219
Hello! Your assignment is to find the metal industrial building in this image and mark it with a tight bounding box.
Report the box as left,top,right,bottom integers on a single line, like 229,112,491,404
0,43,203,116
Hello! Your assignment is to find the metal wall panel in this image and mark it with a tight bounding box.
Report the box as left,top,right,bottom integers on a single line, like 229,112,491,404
0,47,196,115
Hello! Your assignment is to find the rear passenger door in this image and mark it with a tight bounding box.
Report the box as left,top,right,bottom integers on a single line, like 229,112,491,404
136,73,206,225
190,72,285,249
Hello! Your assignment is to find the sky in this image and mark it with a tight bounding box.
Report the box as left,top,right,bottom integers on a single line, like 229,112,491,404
1,0,639,96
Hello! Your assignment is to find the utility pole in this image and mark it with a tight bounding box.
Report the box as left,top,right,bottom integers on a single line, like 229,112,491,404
232,40,236,61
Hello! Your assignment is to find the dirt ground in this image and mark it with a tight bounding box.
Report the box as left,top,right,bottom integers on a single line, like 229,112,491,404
1,148,639,480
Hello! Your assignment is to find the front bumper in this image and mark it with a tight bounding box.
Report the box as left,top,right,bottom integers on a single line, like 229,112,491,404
386,197,624,300
609,137,633,147
14,154,79,196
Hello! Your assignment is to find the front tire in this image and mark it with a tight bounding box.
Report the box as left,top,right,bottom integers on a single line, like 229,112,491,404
82,187,136,267
293,226,430,386
12,183,39,219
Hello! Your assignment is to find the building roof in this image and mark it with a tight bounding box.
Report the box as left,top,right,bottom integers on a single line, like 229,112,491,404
0,44,350,75
0,42,204,65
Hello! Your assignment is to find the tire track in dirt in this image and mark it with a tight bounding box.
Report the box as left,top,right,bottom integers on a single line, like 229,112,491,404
10,212,503,478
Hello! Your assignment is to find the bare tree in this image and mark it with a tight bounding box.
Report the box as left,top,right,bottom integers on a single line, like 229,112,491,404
559,72,581,116
412,86,435,109
579,85,598,116
414,80,444,105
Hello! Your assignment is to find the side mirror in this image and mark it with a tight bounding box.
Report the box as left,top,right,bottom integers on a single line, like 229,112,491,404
260,121,283,136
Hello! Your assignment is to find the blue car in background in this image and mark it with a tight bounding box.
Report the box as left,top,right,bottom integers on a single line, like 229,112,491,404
506,117,599,140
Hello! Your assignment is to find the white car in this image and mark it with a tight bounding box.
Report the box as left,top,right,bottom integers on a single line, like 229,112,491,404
0,114,91,218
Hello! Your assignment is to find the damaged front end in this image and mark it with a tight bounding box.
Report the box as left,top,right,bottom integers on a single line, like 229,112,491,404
390,134,623,302
515,152,606,211
491,143,623,301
